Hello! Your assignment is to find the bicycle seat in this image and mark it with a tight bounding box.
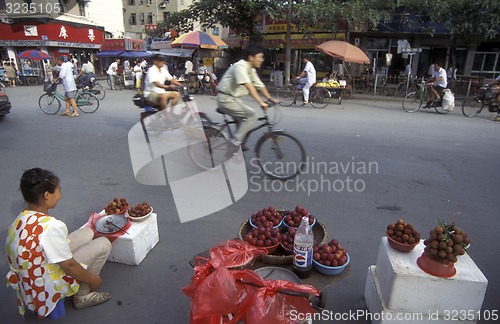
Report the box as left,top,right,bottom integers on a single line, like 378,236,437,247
216,107,226,114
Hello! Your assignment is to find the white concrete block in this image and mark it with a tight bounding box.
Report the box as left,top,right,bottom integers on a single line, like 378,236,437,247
364,266,476,324
107,213,159,265
374,237,488,317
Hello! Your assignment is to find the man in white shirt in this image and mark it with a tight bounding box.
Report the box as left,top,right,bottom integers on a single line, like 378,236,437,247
425,62,447,107
106,58,120,90
55,55,79,117
81,58,94,74
185,59,193,76
144,54,183,111
295,54,316,105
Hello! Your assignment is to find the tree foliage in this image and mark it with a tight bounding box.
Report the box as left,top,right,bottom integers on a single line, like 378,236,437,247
190,0,283,38
398,0,500,48
145,10,194,38
146,0,499,50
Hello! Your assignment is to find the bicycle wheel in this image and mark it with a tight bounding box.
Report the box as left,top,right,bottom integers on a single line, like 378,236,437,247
76,92,100,113
92,83,106,100
402,91,423,113
209,82,217,96
276,88,295,107
462,97,484,117
188,125,233,170
115,77,124,91
434,102,452,114
38,93,61,115
310,87,330,109
27,77,37,86
255,131,306,181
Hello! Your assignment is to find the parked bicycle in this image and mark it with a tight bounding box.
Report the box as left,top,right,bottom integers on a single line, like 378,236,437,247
276,80,330,109
188,102,307,180
461,84,499,117
194,75,217,96
107,74,124,91
38,83,100,114
402,78,451,114
77,73,106,100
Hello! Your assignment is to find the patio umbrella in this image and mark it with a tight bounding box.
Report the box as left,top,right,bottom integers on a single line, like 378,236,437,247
315,41,370,64
171,31,228,49
16,50,52,60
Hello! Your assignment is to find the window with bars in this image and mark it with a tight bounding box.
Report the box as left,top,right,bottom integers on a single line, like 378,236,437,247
147,13,153,24
140,12,145,25
130,13,136,25
129,0,135,5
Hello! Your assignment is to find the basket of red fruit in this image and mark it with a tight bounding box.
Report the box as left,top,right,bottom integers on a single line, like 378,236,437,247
283,205,316,228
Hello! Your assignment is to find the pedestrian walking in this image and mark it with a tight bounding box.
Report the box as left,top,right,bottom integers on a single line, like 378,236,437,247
106,58,120,90
54,55,79,117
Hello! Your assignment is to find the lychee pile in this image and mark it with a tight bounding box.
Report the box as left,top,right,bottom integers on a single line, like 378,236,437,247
423,221,471,263
386,218,421,245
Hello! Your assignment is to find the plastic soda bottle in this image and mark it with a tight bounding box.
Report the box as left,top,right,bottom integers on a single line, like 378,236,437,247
293,216,314,279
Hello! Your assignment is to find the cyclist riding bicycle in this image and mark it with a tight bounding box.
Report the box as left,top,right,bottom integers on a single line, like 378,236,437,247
424,62,447,108
216,44,277,150
143,54,183,111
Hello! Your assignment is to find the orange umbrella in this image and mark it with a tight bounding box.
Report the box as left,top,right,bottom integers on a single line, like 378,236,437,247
171,31,228,49
315,40,370,64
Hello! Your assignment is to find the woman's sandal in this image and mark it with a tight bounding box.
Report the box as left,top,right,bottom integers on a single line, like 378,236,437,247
60,111,70,116
73,291,111,310
69,113,79,117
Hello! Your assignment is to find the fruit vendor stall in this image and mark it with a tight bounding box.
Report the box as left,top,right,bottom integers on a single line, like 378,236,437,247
185,205,352,323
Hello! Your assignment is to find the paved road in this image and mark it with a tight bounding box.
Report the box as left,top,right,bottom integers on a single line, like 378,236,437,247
0,85,499,323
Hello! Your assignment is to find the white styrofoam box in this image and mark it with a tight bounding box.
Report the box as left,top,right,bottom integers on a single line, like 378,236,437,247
374,237,488,316
107,213,159,265
364,266,476,324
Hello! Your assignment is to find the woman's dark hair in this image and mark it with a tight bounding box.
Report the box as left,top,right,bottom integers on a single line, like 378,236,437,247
20,168,60,205
243,43,264,60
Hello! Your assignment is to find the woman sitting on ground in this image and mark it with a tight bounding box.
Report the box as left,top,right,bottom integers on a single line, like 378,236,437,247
5,168,112,318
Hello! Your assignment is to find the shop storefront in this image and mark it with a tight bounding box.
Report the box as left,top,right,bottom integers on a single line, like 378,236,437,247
0,20,104,74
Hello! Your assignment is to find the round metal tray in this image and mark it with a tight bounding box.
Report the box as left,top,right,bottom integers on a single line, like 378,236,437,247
94,214,128,234
255,267,301,284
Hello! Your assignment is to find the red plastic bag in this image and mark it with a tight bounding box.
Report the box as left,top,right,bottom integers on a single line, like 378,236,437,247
183,257,223,298
190,266,241,319
245,279,320,324
209,240,268,269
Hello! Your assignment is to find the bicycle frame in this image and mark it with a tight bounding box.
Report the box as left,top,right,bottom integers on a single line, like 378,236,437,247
212,109,279,149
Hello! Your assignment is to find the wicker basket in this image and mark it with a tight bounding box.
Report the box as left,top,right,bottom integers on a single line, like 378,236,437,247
237,219,328,265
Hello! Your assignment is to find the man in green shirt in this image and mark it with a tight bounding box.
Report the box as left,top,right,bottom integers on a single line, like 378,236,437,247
217,44,277,150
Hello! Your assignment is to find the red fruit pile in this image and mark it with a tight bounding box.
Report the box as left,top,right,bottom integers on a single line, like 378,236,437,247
245,227,281,248
250,206,283,228
284,205,315,227
104,198,128,215
386,219,421,245
128,202,152,218
313,239,348,267
280,227,296,251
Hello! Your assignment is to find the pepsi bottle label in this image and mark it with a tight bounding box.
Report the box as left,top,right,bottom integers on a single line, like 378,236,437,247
293,244,312,268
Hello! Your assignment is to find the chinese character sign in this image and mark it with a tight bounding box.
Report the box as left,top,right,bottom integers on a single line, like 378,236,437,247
88,29,95,42
59,26,68,39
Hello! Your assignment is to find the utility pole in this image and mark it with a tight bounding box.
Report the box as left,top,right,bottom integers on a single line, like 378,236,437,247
284,0,292,87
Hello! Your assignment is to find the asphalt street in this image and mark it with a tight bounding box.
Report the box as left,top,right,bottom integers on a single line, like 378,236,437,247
0,85,499,323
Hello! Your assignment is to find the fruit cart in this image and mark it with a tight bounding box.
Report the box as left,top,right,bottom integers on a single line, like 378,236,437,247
315,80,347,105
189,217,351,309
